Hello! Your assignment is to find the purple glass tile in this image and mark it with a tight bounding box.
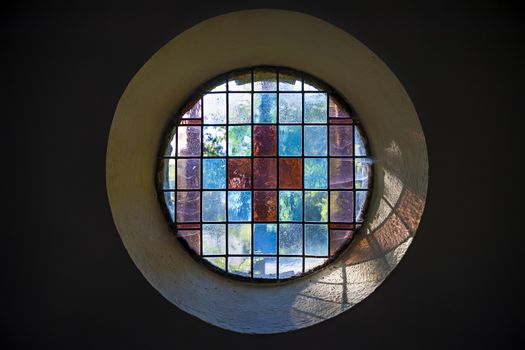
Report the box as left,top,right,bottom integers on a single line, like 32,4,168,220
177,159,200,189
330,191,354,222
176,191,200,222
329,125,353,156
329,158,353,189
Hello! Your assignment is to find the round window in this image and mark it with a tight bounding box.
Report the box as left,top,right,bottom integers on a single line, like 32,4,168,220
157,67,373,282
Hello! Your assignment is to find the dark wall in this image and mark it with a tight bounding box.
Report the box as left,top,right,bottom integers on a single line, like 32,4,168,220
2,1,522,349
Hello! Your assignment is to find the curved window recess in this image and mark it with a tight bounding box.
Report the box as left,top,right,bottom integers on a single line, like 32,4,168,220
157,67,373,282
107,10,428,334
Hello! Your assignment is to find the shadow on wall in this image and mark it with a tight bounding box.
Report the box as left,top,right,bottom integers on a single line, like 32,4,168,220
289,140,426,323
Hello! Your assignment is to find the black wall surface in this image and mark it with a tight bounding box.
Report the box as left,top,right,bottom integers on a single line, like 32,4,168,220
2,1,523,349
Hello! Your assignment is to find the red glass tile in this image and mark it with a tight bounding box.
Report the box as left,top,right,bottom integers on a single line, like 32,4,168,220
253,158,277,189
177,223,201,229
253,191,278,222
253,125,277,156
279,158,302,189
329,95,350,118
329,223,354,230
329,119,352,124
330,230,354,256
228,158,252,189
179,119,202,125
177,230,201,254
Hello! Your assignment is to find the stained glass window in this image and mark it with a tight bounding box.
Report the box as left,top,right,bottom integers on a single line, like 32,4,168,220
158,67,373,282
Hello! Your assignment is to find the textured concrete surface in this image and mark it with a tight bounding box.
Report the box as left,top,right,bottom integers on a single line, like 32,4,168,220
106,10,428,334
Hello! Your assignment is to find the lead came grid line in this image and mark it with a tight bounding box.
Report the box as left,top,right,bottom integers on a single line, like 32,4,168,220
276,68,280,280
301,72,305,274
159,66,372,282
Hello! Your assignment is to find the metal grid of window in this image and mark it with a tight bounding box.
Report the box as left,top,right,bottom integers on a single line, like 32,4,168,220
157,66,373,282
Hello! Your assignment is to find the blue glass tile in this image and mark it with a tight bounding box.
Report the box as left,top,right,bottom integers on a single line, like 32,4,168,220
279,93,302,123
279,191,303,222
253,257,277,279
304,158,327,189
203,159,226,189
305,224,328,256
279,257,303,278
279,224,302,255
304,126,327,156
254,93,277,123
202,191,226,222
279,126,302,156
228,126,252,156
254,224,277,255
304,93,327,123
304,191,328,222
228,191,252,221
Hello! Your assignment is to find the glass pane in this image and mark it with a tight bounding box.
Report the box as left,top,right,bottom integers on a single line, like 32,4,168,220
304,258,327,272
330,229,353,256
163,191,175,222
202,224,226,254
228,191,252,221
304,125,327,156
165,131,176,156
203,93,226,124
228,71,251,91
304,191,328,222
253,93,277,123
329,158,353,189
177,126,201,156
329,125,353,156
279,224,302,255
253,125,277,156
304,224,328,256
181,98,202,119
304,93,327,123
253,257,277,279
330,191,354,222
254,68,277,91
356,191,369,222
279,93,302,123
205,79,226,92
279,257,302,278
205,257,226,270
279,158,303,189
176,159,200,189
278,70,301,91
278,125,302,156
228,126,252,156
176,230,200,254
304,158,327,189
203,159,226,189
228,223,251,254
176,191,200,222
253,224,277,255
202,126,226,156
229,93,251,123
253,191,277,222
253,158,277,189
162,158,176,189
355,124,368,156
202,191,226,222
228,257,251,277
279,191,303,222
329,95,350,118
304,77,326,91
355,158,372,189
228,158,251,189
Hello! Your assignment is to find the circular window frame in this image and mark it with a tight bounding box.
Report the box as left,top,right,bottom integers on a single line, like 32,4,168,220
107,10,428,334
156,65,375,284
